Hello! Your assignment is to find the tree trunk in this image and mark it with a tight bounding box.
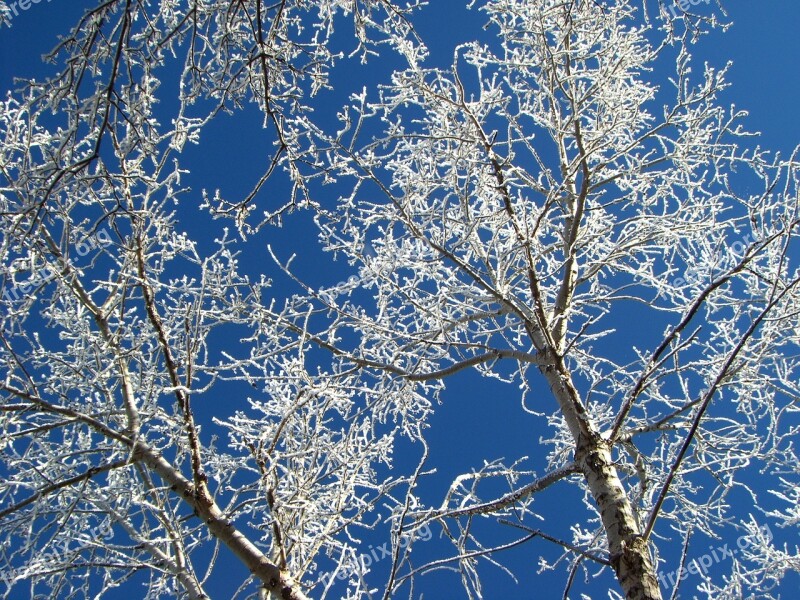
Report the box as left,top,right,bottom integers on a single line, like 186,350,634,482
541,364,662,599
132,442,311,600
577,438,662,600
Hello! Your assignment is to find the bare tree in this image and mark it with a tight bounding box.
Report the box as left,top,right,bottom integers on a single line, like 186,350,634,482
1,1,798,599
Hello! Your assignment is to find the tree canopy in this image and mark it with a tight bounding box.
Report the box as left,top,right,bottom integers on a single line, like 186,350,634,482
1,1,798,599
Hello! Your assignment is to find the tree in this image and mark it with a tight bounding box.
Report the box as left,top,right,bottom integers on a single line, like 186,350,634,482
1,0,798,598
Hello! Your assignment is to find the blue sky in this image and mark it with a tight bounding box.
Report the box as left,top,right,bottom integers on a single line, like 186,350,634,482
1,1,799,598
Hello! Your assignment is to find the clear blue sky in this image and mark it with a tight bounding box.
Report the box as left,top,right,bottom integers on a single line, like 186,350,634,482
1,1,798,598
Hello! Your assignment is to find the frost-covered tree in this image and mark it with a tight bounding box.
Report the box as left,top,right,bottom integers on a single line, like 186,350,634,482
1,1,798,599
